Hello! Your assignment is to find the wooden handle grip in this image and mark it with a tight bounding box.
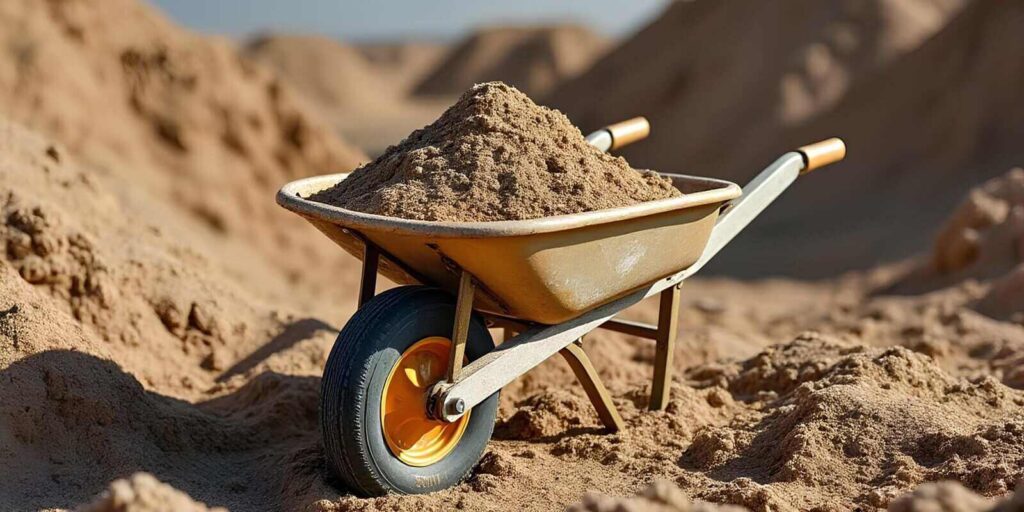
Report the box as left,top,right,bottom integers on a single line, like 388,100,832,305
607,117,650,150
798,138,846,174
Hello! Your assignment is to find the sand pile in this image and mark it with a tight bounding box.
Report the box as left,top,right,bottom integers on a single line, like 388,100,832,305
3,2,1024,510
0,119,290,396
549,0,981,277
713,0,1024,278
414,25,609,98
678,338,1024,509
933,169,1024,279
243,35,390,114
355,41,449,93
0,117,339,510
929,169,1024,322
309,82,678,222
245,34,456,156
5,104,1023,510
0,0,367,299
575,480,1024,512
880,167,1024,322
76,473,226,512
571,480,747,512
880,168,1024,324
549,0,965,174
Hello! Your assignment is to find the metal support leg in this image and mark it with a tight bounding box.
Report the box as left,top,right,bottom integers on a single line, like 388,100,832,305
650,285,680,410
358,243,380,307
560,339,625,432
502,328,516,343
447,271,474,382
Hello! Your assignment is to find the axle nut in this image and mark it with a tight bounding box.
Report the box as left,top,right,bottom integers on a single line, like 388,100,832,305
449,398,466,415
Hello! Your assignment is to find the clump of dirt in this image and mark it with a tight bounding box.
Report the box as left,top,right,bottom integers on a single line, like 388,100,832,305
680,338,1024,510
575,480,1024,512
550,0,1024,279
309,82,678,222
76,473,226,512
888,481,999,512
570,480,747,512
497,388,599,440
887,168,1024,323
933,168,1024,279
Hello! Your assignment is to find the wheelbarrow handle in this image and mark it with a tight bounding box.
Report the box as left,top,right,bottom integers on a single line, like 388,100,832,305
585,116,650,152
798,138,846,174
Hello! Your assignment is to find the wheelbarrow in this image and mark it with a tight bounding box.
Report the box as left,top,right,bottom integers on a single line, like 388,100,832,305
277,117,846,496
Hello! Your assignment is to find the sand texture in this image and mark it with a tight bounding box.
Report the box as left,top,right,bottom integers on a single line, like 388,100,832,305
3,116,1022,510
354,41,449,94
413,25,609,98
2,0,1024,510
76,473,227,512
308,82,679,222
549,0,978,277
0,0,368,306
244,34,454,157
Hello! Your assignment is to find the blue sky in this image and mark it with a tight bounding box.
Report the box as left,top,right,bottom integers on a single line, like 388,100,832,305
148,0,668,41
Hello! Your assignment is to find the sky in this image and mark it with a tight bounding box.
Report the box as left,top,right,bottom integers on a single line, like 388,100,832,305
148,0,668,42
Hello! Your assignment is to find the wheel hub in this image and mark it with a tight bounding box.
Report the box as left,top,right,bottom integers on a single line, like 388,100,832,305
381,337,470,466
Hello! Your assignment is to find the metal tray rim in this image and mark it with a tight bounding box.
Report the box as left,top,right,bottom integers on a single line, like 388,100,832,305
277,172,741,238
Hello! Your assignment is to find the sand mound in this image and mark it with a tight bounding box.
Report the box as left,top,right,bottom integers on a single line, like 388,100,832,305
680,338,1024,509
414,25,609,98
550,0,964,173
356,41,449,93
0,117,337,510
933,169,1024,279
576,480,1024,512
309,82,678,222
4,110,1022,511
882,168,1024,323
245,33,455,157
76,473,225,512
0,0,367,296
549,0,976,277
716,0,1024,277
0,119,295,395
571,480,747,512
921,168,1024,321
243,34,389,112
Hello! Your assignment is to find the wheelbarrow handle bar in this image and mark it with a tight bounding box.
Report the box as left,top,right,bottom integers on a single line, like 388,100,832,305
433,139,846,421
584,117,650,152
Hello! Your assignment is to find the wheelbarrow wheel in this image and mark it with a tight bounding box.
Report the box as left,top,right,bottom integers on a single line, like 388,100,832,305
320,285,499,496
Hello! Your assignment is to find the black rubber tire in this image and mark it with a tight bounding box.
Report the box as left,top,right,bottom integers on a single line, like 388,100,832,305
320,285,499,496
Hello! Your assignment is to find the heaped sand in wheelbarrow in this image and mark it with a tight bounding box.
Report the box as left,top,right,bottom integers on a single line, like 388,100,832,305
307,81,679,221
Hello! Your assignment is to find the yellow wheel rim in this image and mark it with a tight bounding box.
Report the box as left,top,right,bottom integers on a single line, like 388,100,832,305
381,336,470,466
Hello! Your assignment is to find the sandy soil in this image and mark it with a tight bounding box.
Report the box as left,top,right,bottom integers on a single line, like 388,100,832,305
413,25,609,99
354,41,449,94
0,0,371,316
242,34,452,157
3,121,1021,510
548,0,990,277
309,82,677,221
0,0,1022,511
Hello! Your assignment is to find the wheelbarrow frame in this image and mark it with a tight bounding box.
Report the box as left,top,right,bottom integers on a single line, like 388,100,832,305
325,127,846,429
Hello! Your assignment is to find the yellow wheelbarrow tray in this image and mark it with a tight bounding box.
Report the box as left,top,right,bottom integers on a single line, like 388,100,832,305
277,116,846,496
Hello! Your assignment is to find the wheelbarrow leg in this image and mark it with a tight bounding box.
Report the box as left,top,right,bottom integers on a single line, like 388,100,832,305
447,271,474,381
358,243,380,307
560,339,625,432
502,328,516,344
650,285,681,410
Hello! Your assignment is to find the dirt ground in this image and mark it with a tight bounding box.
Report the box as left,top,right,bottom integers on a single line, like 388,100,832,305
0,0,1022,511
